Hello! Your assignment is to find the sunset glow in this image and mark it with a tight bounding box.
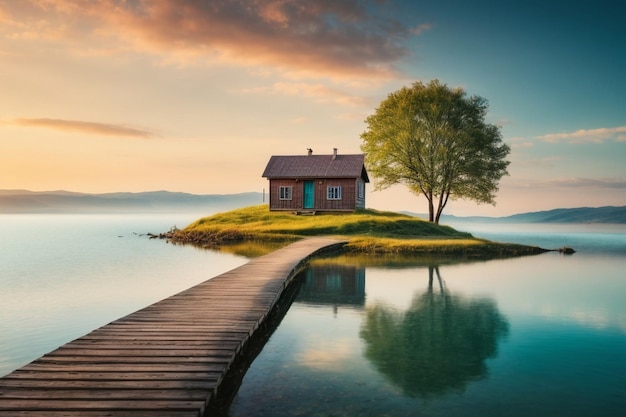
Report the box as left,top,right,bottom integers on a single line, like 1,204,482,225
1,0,624,216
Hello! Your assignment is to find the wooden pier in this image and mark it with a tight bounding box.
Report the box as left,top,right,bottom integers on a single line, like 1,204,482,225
0,237,345,416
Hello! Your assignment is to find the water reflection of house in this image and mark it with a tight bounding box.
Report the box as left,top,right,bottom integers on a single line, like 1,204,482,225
297,265,366,307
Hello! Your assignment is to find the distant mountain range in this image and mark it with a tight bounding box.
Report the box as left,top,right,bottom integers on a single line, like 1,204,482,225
407,206,626,224
1,190,624,223
0,190,264,214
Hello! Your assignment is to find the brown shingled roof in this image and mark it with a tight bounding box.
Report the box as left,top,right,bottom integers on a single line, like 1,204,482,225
262,154,369,182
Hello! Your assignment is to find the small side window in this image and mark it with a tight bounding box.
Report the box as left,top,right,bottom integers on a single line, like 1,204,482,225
357,182,365,199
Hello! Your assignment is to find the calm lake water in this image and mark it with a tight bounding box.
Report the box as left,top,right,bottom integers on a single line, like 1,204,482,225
0,213,247,377
2,214,625,417
228,222,626,417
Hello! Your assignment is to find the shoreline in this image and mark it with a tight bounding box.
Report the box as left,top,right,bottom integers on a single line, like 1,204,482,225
155,205,559,260
158,230,551,260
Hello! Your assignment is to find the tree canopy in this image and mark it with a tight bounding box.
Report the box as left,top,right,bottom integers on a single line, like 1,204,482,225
361,80,511,223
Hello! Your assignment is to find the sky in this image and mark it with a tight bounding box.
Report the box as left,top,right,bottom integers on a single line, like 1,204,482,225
1,0,624,216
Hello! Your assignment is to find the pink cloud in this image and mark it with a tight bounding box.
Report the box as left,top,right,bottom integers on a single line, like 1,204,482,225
242,81,373,106
13,118,155,138
1,0,424,80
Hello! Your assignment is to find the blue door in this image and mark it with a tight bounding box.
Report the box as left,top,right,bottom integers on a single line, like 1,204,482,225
303,181,315,209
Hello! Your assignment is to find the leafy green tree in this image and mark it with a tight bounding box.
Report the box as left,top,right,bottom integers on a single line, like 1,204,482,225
361,80,511,223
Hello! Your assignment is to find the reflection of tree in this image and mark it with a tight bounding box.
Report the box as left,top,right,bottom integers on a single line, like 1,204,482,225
360,265,509,399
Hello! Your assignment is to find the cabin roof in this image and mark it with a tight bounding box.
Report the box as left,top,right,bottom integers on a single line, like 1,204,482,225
262,154,369,182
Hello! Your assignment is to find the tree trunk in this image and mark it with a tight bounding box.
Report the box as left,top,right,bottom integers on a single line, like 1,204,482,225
434,198,443,224
434,190,450,224
427,194,434,222
435,202,445,224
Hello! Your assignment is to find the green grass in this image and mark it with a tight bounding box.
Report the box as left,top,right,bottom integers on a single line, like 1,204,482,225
183,204,470,237
167,205,547,259
173,204,472,249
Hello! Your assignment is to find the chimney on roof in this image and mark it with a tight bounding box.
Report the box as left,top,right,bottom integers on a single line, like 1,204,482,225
307,148,313,156
332,148,338,160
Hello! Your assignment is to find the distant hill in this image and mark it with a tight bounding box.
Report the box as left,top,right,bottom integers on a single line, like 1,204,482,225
0,190,264,214
488,206,626,223
3,190,624,223
407,206,626,224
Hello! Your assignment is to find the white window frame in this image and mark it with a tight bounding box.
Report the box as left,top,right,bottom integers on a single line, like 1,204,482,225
279,186,292,200
327,186,342,200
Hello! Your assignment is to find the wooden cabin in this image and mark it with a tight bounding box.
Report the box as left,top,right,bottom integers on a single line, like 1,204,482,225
262,148,369,212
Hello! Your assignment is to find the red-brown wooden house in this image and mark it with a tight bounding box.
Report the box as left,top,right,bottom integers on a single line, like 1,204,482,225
262,149,369,212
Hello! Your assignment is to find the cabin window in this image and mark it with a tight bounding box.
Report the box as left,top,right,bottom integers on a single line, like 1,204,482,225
327,186,342,200
357,181,365,199
279,186,292,200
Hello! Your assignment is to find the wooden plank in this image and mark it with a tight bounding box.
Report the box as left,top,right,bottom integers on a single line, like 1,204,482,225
63,341,241,350
0,388,210,400
6,412,199,417
0,399,206,411
47,348,236,357
0,379,217,390
18,363,229,373
0,237,345,416
34,357,234,365
4,371,221,381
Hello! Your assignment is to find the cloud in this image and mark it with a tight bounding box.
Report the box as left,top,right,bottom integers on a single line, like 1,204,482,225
410,23,433,35
508,136,534,149
242,81,373,106
545,177,626,189
336,112,368,121
1,0,427,81
12,118,155,138
511,142,534,149
511,177,626,189
536,126,626,144
290,116,308,124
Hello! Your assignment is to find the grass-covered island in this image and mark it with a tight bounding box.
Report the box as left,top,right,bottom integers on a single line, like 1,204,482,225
160,205,549,259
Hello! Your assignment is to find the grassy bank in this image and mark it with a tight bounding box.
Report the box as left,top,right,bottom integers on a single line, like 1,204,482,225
165,205,547,258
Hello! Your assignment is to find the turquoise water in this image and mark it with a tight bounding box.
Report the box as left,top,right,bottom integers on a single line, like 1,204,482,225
228,224,626,417
2,216,625,416
447,221,626,256
0,214,247,376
